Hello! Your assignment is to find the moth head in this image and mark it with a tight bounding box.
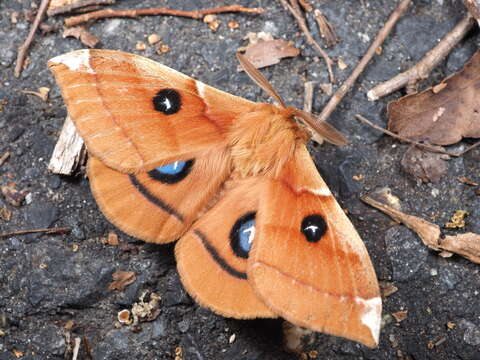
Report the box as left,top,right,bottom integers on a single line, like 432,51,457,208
236,53,348,146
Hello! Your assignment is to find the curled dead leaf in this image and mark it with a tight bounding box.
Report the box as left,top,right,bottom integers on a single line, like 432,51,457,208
388,51,480,145
239,39,300,71
63,26,99,48
107,270,136,291
392,310,408,322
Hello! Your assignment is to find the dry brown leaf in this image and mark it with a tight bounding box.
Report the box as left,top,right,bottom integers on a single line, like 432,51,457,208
379,281,399,297
0,207,12,221
392,310,408,322
63,26,99,48
107,270,136,291
239,40,300,71
401,146,448,183
1,182,28,207
388,50,480,145
362,195,480,264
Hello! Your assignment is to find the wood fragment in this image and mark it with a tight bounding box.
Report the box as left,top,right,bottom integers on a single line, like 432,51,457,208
48,115,87,175
48,0,115,16
64,5,264,27
457,177,478,186
0,152,10,167
14,0,51,77
314,9,338,47
0,227,71,239
71,337,81,360
368,14,475,101
463,0,480,25
317,0,411,123
354,114,480,157
278,0,335,83
303,81,314,113
362,195,480,264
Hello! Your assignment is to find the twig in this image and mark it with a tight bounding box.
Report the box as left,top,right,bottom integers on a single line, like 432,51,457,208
464,0,480,25
72,338,81,360
354,114,480,157
278,0,335,83
317,0,411,123
362,195,480,264
367,14,475,101
14,0,50,77
0,152,10,167
48,0,115,16
0,227,71,239
303,81,315,113
64,5,264,27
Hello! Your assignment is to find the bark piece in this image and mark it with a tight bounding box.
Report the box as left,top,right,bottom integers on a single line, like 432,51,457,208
48,116,87,175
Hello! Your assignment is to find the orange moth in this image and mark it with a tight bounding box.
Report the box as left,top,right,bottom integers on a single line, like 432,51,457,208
48,49,381,347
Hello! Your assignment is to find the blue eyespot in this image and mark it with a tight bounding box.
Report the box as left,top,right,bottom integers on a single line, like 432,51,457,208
230,212,256,258
148,159,194,184
156,161,186,175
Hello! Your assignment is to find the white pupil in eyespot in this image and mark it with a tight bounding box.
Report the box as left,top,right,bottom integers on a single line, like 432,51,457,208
239,219,255,252
162,97,172,110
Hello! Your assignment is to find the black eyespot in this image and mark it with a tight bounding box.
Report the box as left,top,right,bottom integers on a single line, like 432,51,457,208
301,214,327,243
148,159,194,184
230,212,256,259
153,89,181,115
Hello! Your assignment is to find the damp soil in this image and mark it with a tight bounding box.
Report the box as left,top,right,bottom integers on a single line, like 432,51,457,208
1,0,480,359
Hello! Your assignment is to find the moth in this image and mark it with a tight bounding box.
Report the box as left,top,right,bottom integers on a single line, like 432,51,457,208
48,49,381,348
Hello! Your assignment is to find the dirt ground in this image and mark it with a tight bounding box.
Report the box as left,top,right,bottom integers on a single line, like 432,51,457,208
1,0,480,359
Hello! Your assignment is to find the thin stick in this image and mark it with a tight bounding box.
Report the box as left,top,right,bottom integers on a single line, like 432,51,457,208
14,0,50,77
72,338,81,360
303,81,315,113
354,114,480,157
48,0,115,16
65,5,264,27
317,0,411,123
367,14,475,101
0,227,71,239
278,0,335,83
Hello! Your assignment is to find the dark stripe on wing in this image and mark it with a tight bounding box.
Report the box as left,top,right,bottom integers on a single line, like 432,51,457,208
128,174,184,222
194,229,247,280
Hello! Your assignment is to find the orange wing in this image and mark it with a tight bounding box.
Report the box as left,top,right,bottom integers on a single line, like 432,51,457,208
48,49,259,173
175,179,274,318
87,149,230,244
248,144,381,348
